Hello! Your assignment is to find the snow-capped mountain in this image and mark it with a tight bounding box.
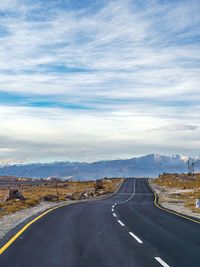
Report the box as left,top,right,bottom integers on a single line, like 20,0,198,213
0,154,199,180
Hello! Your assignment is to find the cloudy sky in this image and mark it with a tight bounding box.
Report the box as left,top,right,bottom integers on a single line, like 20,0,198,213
0,0,200,164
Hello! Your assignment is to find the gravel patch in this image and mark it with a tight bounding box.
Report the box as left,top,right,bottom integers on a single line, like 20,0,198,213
150,181,200,220
0,201,67,240
162,202,200,220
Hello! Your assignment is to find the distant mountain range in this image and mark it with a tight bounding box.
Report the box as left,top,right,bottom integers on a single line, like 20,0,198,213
0,154,199,180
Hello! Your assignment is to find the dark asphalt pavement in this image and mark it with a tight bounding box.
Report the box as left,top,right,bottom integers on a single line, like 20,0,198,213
0,178,200,267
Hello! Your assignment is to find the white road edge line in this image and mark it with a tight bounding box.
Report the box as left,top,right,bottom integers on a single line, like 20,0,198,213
113,213,117,217
117,220,125,226
155,257,170,267
128,232,143,244
111,208,114,212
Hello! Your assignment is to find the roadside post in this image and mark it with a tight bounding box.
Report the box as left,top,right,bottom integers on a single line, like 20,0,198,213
195,199,200,208
55,180,59,203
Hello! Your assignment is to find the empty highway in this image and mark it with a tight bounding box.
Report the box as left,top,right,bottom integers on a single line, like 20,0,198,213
0,178,200,267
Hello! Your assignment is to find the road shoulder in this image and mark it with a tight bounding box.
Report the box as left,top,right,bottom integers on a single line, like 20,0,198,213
147,179,200,225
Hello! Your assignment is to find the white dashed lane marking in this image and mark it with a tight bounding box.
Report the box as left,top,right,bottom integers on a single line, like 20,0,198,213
155,257,170,267
117,220,125,226
128,232,143,244
112,179,171,266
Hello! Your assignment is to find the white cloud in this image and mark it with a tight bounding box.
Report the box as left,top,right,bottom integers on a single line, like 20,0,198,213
0,104,200,161
151,124,199,132
0,0,199,161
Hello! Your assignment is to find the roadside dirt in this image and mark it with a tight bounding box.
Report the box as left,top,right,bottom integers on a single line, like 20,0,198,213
0,201,65,240
150,180,200,220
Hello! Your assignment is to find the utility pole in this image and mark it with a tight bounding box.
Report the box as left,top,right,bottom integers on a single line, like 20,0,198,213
191,162,195,175
187,158,190,175
55,180,59,203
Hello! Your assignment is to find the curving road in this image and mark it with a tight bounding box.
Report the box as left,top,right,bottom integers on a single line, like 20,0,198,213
0,178,200,267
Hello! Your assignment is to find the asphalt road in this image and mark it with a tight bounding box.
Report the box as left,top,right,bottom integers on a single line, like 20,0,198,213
0,178,200,267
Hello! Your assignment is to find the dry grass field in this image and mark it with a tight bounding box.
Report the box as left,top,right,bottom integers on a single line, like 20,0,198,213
0,178,123,218
152,173,200,214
